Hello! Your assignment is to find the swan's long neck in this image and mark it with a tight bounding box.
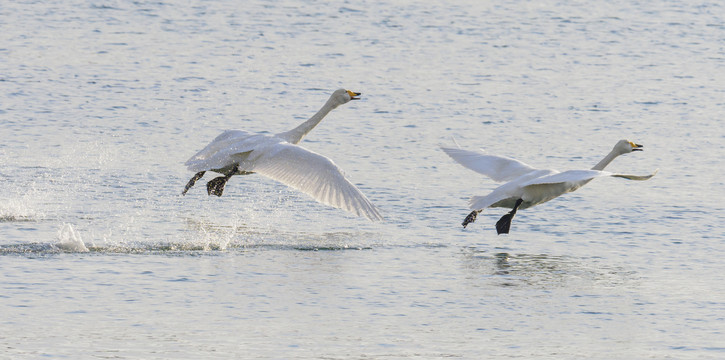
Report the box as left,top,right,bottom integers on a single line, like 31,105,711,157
278,97,338,144
591,148,621,171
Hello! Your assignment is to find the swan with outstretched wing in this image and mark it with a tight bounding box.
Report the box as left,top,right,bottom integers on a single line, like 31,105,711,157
182,89,383,222
442,140,657,234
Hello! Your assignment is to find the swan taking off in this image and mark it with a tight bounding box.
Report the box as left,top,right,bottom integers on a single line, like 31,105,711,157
441,140,657,234
182,89,383,221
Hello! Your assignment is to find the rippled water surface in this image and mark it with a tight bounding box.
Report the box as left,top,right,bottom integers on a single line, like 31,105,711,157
2,0,724,358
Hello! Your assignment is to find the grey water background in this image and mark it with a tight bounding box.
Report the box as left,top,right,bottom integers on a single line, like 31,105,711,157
1,0,724,358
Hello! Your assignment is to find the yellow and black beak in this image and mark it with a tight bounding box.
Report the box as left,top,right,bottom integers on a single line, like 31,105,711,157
346,90,361,100
630,142,644,151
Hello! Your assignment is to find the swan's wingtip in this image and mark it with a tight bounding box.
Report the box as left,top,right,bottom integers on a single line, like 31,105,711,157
437,137,462,151
641,168,659,180
367,210,385,222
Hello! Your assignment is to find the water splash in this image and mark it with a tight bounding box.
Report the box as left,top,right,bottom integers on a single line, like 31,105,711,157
0,194,45,222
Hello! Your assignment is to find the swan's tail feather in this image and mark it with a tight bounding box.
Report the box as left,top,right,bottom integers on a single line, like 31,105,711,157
469,192,508,211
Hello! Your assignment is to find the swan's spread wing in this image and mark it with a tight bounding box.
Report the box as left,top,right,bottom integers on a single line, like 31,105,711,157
611,169,659,181
521,170,609,186
441,147,537,182
185,130,260,172
210,129,254,143
251,144,383,221
523,168,659,186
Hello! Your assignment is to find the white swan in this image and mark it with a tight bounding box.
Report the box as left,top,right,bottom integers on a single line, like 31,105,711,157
441,140,658,234
182,89,383,221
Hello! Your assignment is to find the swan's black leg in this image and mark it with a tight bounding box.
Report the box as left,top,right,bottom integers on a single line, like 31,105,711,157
206,165,239,197
462,210,482,228
495,199,523,235
182,171,206,195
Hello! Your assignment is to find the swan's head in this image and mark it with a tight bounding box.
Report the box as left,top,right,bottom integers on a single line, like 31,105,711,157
329,88,361,108
615,139,644,154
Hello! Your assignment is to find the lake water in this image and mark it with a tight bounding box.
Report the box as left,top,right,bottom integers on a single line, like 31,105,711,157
1,0,724,358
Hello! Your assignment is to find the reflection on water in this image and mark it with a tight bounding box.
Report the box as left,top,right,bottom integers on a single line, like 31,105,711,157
461,247,633,288
492,252,512,275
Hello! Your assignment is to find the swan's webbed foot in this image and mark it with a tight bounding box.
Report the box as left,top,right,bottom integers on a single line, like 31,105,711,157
182,171,206,195
207,176,230,197
495,213,514,234
206,165,239,197
462,210,482,228
495,199,523,235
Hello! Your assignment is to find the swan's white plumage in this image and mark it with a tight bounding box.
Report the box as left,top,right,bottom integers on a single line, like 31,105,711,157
521,169,612,186
185,130,260,172
440,147,536,182
521,169,657,187
442,140,657,213
251,143,383,221
183,89,382,221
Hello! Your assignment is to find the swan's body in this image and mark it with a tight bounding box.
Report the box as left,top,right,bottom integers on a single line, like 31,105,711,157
182,89,383,221
442,140,657,234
